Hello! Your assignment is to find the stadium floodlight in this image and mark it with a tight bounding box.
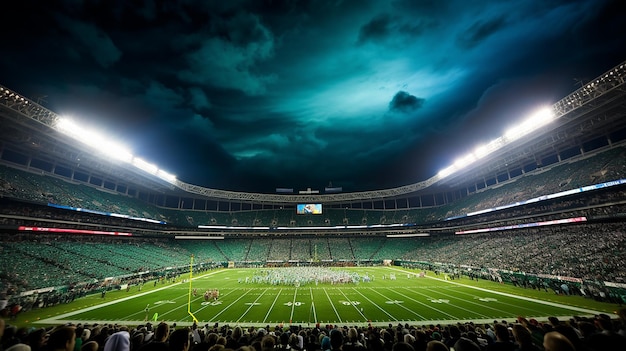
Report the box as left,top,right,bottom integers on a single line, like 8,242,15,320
473,144,489,159
57,117,178,181
157,169,177,183
437,106,555,180
437,164,457,179
56,117,133,163
57,117,106,148
454,153,476,169
504,107,554,142
474,137,505,159
102,144,133,163
133,157,158,174
56,117,81,134
504,127,520,141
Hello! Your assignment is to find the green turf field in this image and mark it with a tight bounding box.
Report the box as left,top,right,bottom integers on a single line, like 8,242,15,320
20,266,620,328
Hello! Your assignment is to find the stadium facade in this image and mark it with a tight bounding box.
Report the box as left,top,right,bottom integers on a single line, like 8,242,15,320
1,59,626,302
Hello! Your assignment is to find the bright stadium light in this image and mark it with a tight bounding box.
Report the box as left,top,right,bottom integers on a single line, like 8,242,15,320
133,157,158,174
437,164,457,178
454,153,476,169
437,106,555,179
504,126,521,141
157,169,177,183
57,117,107,147
102,143,133,163
55,117,178,182
57,117,133,163
505,107,554,142
474,137,505,159
473,144,490,159
56,117,81,134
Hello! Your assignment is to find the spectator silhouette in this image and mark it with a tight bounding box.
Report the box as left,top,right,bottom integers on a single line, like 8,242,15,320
542,332,574,351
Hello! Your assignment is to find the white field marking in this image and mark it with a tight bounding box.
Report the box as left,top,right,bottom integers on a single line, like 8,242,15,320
388,267,605,316
435,285,550,316
263,288,283,323
417,286,512,317
341,290,366,320
406,287,491,319
366,287,426,320
237,288,268,323
350,287,396,321
323,287,343,323
310,287,318,324
392,288,460,320
38,270,226,325
290,287,298,323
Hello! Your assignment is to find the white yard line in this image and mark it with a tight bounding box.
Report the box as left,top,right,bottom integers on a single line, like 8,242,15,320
237,288,268,324
264,288,283,323
366,287,427,320
309,288,317,324
349,288,396,321
437,285,549,317
403,286,484,319
323,287,343,323
289,288,298,323
391,288,459,320
420,286,512,317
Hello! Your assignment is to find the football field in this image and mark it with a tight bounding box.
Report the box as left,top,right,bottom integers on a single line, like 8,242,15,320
37,266,612,327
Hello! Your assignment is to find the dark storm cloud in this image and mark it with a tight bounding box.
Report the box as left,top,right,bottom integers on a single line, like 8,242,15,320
53,14,123,68
358,13,394,43
177,11,277,96
456,16,508,49
391,0,451,16
388,91,425,113
188,87,212,111
357,13,433,45
1,0,625,192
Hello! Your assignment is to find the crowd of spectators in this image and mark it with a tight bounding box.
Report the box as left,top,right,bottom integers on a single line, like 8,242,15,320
400,223,626,283
2,146,625,229
1,220,625,302
1,310,626,351
438,146,626,220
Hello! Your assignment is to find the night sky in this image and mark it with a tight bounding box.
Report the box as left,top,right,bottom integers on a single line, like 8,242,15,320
1,0,625,193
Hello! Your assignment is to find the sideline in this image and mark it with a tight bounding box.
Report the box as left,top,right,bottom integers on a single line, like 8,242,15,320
388,266,605,316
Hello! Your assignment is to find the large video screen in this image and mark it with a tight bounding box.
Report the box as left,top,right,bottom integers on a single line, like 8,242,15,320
296,203,323,214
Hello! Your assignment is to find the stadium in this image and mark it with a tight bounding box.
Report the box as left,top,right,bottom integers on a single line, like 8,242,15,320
2,55,626,351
